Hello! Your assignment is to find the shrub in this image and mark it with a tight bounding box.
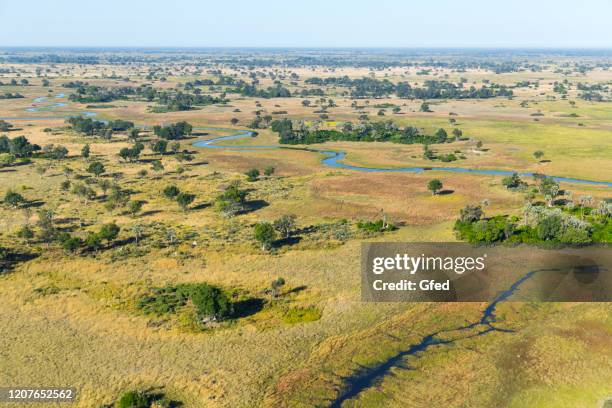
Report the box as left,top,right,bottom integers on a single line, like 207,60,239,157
98,223,120,242
263,165,275,176
116,390,150,408
176,192,195,211
163,185,180,199
282,306,322,324
357,219,395,232
4,190,25,208
245,168,260,182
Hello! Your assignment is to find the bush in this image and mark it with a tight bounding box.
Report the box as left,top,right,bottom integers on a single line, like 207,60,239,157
357,219,395,232
116,391,149,408
245,168,260,182
163,185,180,199
138,283,233,322
98,223,120,242
282,306,322,324
4,190,25,208
176,192,195,211
263,165,275,176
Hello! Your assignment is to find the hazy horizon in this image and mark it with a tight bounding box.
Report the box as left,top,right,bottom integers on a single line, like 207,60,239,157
1,0,611,48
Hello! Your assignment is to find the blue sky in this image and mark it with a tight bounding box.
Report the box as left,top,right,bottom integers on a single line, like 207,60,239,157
1,0,611,48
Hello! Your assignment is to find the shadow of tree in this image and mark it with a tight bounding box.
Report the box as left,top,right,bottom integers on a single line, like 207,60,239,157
232,298,265,319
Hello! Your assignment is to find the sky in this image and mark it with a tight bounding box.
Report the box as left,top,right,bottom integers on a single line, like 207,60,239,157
1,0,611,48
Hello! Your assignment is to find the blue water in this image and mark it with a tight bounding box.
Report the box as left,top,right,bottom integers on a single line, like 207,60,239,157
3,95,611,188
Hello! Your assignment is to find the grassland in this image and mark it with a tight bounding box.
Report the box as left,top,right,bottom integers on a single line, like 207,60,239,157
0,52,611,407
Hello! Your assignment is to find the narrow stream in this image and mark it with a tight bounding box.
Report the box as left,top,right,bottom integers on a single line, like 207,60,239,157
329,270,540,407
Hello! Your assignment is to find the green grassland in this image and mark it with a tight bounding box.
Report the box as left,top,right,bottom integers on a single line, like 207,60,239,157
0,57,611,408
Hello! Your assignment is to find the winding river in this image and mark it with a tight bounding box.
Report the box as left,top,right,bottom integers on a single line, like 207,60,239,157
3,95,611,187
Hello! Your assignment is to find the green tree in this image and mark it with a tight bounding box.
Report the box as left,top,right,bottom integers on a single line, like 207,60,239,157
420,102,431,112
151,139,168,155
98,223,120,243
190,284,233,322
273,214,296,238
87,161,105,178
81,144,90,159
254,222,276,251
427,179,443,195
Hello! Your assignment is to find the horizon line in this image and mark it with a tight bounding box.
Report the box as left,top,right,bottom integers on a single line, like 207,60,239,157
1,45,612,50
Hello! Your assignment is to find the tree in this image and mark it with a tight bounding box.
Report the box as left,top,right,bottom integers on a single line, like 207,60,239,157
190,284,233,322
230,118,239,126
36,209,56,243
253,222,276,251
163,185,180,199
539,178,560,203
176,192,195,211
452,128,463,139
128,128,140,141
151,139,168,155
459,205,483,223
87,161,105,178
4,190,25,208
273,214,296,238
434,128,447,143
263,165,275,177
420,102,431,112
270,277,286,298
72,182,96,203
150,159,164,174
502,173,523,189
427,179,443,195
81,144,90,159
215,181,249,217
245,168,260,182
61,235,83,253
131,224,144,244
533,150,545,160
128,200,143,216
98,179,111,196
98,223,120,243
